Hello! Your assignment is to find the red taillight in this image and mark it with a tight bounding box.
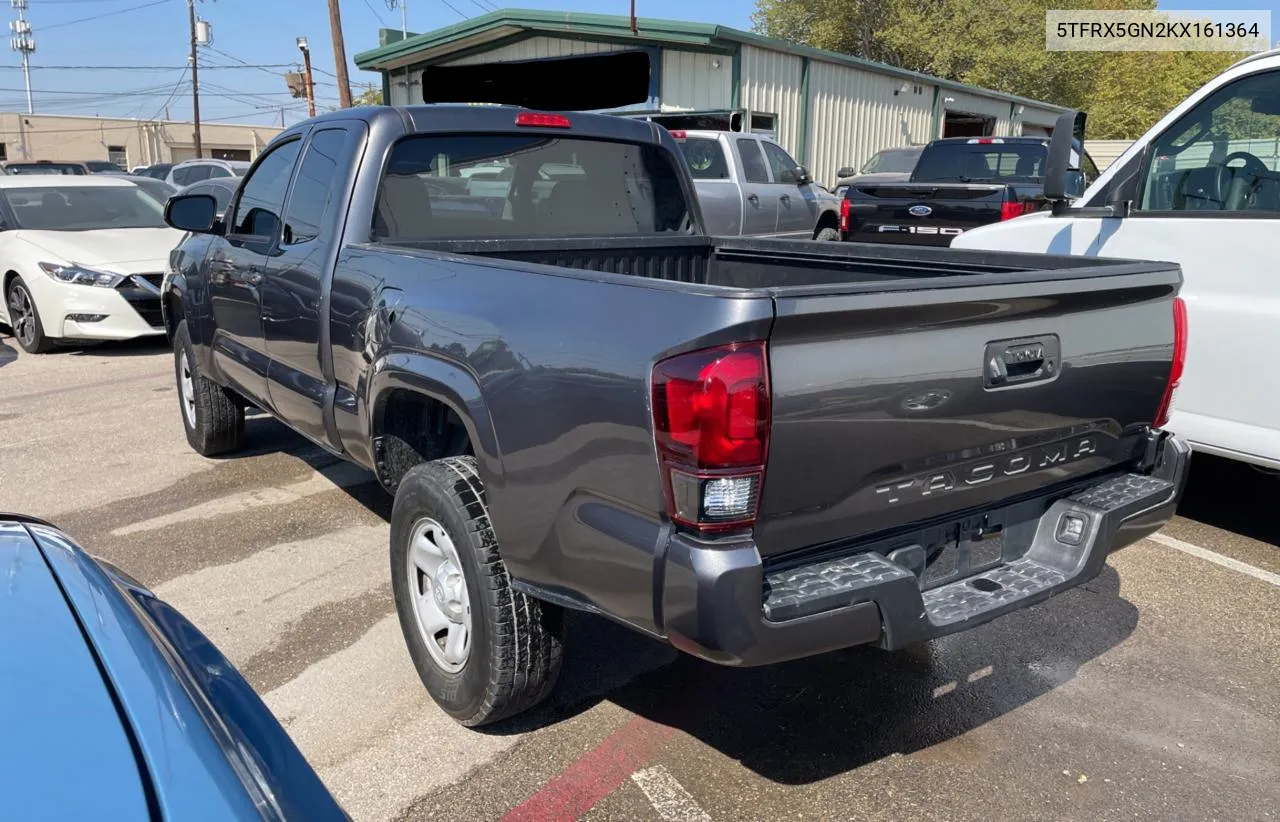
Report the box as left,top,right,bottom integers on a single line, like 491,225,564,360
668,129,687,139
1000,200,1037,221
514,112,571,129
839,198,851,232
1154,296,1188,429
652,341,771,535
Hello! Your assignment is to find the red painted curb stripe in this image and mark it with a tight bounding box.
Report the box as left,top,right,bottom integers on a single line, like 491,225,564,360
500,715,678,822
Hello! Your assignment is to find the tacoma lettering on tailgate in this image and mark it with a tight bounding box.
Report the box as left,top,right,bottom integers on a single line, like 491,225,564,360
874,435,1100,505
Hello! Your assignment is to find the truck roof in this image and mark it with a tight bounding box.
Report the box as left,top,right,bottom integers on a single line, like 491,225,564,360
929,136,1047,145
276,103,665,147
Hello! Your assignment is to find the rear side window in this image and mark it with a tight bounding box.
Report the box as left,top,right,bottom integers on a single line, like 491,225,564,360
283,129,346,245
911,143,1047,183
737,138,769,183
678,137,730,180
208,166,232,179
372,133,690,241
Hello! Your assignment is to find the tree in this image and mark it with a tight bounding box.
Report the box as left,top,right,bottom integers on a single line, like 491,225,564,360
352,85,383,106
750,0,1243,139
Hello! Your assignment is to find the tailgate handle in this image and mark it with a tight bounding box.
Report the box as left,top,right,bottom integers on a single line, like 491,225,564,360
984,335,1060,389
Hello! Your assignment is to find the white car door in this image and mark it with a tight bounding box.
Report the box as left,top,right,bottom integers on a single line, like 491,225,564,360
956,66,1280,469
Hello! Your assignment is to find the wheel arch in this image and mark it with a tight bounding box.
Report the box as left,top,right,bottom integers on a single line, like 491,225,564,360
366,353,503,494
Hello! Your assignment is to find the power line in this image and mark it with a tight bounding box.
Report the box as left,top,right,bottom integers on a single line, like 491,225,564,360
360,0,388,26
0,109,295,135
0,63,295,71
440,0,468,20
39,0,172,31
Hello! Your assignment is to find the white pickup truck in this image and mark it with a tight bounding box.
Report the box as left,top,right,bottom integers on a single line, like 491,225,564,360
953,49,1280,474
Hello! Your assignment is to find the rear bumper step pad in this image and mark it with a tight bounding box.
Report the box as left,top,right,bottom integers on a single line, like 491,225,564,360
761,467,1179,649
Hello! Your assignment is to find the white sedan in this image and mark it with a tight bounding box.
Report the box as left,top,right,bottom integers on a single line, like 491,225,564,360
0,175,185,353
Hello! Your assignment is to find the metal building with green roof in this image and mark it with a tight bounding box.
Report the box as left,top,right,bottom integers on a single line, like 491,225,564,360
353,7,1068,186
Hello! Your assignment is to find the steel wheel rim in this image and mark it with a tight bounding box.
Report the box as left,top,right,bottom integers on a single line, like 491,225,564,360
406,517,472,673
8,284,35,348
178,350,197,429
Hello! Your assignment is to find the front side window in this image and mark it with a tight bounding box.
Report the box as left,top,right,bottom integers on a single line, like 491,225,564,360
230,139,302,238
678,137,730,180
1,186,166,230
761,140,801,183
371,133,690,241
1140,69,1280,213
283,129,347,245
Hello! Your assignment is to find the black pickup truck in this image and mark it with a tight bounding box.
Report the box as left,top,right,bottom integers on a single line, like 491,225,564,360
160,104,1189,727
840,136,1101,246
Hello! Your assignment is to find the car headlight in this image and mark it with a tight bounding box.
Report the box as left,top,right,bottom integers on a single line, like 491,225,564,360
37,262,126,288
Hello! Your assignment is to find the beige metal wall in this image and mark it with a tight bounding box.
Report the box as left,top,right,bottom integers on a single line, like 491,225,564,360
738,45,804,154
660,50,733,112
441,35,627,66
1085,139,1135,170
804,60,934,187
0,113,280,167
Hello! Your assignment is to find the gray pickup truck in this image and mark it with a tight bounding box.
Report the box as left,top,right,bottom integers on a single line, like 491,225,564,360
669,129,842,240
160,104,1190,727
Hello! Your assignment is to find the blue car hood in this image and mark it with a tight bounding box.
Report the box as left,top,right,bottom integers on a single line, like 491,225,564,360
0,522,150,820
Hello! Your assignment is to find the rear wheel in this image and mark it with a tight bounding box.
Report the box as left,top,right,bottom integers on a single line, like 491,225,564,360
173,320,244,456
391,456,565,726
814,225,840,242
6,275,54,354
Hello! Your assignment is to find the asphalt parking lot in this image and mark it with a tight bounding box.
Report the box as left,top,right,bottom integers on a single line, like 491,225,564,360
2,335,1278,822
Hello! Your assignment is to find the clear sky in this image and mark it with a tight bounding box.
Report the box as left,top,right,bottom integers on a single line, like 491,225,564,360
2,0,1274,129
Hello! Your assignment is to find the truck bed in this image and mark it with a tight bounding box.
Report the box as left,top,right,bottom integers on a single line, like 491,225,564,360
362,234,1180,563
382,233,1163,292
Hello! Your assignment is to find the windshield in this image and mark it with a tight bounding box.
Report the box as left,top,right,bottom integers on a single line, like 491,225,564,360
861,149,921,174
5,163,87,176
2,185,168,230
373,134,691,241
911,142,1047,183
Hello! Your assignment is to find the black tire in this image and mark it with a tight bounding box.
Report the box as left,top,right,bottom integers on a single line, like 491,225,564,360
173,319,244,456
814,225,841,242
391,456,565,727
6,275,55,354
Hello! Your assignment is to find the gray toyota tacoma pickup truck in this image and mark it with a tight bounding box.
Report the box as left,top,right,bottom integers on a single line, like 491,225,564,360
160,104,1190,727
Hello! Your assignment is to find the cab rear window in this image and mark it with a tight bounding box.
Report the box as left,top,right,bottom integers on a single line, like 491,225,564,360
911,143,1047,183
372,133,691,241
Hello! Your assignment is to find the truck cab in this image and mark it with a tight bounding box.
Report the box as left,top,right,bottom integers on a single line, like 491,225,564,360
952,49,1280,474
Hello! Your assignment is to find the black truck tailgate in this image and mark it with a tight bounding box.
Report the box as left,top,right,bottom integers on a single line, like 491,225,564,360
753,265,1181,558
843,182,1015,246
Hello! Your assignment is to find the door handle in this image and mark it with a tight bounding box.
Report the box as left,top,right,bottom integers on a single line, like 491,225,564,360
747,193,759,204
780,194,791,204
983,335,1061,389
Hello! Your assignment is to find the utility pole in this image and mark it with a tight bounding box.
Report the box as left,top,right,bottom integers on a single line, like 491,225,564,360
327,0,353,109
9,0,36,114
188,0,203,158
297,36,316,117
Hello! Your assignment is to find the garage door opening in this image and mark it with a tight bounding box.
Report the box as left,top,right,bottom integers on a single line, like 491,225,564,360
942,111,995,138
419,50,652,111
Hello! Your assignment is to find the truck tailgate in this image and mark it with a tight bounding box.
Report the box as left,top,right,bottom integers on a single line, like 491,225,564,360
845,183,1007,245
754,268,1180,557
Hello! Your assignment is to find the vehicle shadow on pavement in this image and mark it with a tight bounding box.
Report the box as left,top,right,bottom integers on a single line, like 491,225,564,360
1176,453,1279,546
503,567,1137,783
66,337,172,357
0,335,15,368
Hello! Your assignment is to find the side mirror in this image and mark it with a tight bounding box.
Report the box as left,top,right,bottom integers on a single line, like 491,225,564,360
165,194,218,233
836,166,857,179
1044,109,1087,202
794,165,812,185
